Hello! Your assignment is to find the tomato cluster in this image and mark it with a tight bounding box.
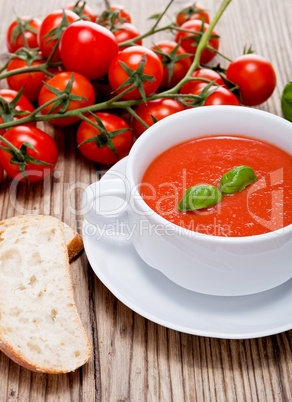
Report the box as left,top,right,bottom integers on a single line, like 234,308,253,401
0,0,277,184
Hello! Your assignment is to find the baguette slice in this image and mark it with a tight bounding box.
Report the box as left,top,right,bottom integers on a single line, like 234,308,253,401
0,215,83,261
0,217,91,373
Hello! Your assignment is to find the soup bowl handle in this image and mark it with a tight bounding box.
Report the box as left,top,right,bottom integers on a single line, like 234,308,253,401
82,178,128,227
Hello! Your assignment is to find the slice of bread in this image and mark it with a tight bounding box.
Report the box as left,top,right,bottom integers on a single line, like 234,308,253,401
0,215,83,261
0,217,91,373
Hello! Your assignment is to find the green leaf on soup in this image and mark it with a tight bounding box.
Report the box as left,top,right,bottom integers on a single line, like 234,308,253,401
219,165,257,194
178,185,222,211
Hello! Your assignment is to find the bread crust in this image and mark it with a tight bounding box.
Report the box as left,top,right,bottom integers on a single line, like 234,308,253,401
0,215,84,261
66,232,84,261
0,217,91,374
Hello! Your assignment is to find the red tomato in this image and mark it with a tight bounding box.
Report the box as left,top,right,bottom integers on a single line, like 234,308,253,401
0,126,58,183
59,20,119,80
175,20,219,64
7,54,56,102
110,4,131,22
97,4,131,27
151,40,192,89
38,10,79,62
6,17,41,53
176,3,210,26
104,4,131,24
226,54,277,106
108,46,163,100
0,166,3,183
180,68,226,95
0,89,35,135
64,1,96,22
132,98,185,138
77,112,133,165
192,85,240,106
113,23,142,50
38,71,95,126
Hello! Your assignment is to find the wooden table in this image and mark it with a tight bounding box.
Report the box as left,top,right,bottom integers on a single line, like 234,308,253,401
0,0,291,400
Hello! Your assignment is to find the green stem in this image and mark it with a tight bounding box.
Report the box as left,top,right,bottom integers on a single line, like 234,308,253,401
43,68,57,78
0,61,62,81
105,84,137,103
187,77,219,83
228,84,240,93
0,82,225,131
77,113,111,136
171,25,201,34
17,16,29,49
0,85,138,130
46,36,61,65
0,134,25,161
0,65,43,80
125,106,149,129
77,113,98,128
163,0,233,94
0,60,9,73
206,45,232,62
152,0,174,30
0,97,10,114
118,23,175,48
29,93,69,118
118,0,175,48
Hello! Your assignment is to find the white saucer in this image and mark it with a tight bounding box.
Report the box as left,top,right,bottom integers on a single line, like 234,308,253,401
83,157,292,339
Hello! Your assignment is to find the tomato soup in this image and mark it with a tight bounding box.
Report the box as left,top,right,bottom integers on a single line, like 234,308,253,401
140,135,292,237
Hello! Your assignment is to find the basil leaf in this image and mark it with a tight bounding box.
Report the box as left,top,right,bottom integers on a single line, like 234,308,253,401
178,185,222,211
219,166,257,194
281,81,292,122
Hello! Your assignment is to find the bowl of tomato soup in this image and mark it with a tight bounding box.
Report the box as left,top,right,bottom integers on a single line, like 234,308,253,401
83,106,292,296
140,135,292,237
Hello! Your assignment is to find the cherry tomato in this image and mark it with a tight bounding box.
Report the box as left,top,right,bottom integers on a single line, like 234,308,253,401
59,20,119,80
113,23,142,50
97,3,132,28
108,46,163,100
6,17,41,53
132,98,185,138
180,68,226,95
192,85,240,107
151,40,192,89
176,3,210,26
7,54,56,102
0,126,58,183
38,9,79,62
110,4,131,22
102,4,132,24
38,71,95,126
0,89,36,135
226,54,277,106
64,1,97,22
175,20,219,64
77,112,133,165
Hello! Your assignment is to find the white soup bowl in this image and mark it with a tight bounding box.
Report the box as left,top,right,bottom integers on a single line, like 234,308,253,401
82,106,292,296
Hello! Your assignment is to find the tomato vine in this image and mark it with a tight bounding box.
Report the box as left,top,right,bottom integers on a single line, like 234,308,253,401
0,0,279,181
0,0,233,131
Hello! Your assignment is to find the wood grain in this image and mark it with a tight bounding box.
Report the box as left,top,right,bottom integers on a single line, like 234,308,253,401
0,0,291,401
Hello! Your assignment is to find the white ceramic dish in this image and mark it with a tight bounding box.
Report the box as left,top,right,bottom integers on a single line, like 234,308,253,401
83,157,292,339
83,106,292,296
